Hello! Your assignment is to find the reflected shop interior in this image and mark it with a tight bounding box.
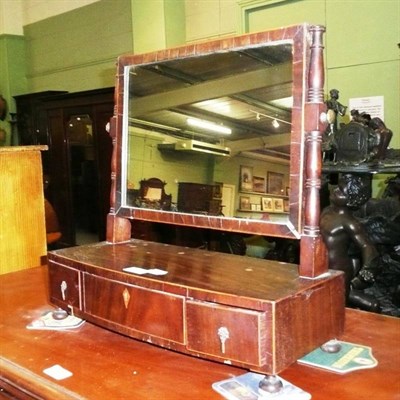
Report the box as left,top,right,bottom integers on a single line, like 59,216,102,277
120,42,297,257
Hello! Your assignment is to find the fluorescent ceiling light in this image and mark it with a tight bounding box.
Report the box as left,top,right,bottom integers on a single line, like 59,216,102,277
269,96,293,109
187,118,231,135
272,119,280,128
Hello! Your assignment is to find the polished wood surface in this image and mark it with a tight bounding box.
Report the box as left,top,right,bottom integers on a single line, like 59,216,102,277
0,146,47,275
0,266,399,399
48,240,344,374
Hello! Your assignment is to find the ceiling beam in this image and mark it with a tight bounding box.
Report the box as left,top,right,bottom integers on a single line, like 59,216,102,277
227,133,290,154
131,62,292,117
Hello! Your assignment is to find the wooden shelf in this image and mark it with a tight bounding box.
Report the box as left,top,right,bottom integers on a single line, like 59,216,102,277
239,191,288,198
238,209,288,214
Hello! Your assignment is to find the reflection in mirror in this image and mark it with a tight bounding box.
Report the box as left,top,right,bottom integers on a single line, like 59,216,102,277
123,43,293,224
67,114,93,145
66,114,96,244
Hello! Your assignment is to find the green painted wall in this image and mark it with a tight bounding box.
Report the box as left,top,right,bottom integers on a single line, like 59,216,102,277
164,0,186,48
127,128,214,201
239,0,399,196
23,0,133,93
243,0,399,143
131,0,185,54
3,0,397,197
0,34,27,144
127,128,289,218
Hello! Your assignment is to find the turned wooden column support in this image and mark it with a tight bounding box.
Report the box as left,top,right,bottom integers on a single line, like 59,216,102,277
106,114,131,243
299,25,328,278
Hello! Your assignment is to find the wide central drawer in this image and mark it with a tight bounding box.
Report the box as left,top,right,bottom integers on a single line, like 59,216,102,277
83,273,185,343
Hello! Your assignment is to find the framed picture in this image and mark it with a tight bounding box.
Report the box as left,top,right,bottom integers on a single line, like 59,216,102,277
253,176,266,193
239,196,251,210
240,166,253,191
273,198,284,212
213,182,223,198
267,172,284,195
261,197,273,212
284,199,290,212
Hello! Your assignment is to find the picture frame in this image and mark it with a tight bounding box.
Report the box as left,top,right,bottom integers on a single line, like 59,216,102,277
213,182,223,198
253,176,266,193
267,172,284,195
240,166,253,191
239,196,251,210
283,199,290,212
261,197,274,212
273,198,284,212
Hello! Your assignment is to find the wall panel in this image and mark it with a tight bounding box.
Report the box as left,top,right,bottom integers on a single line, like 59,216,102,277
24,0,133,92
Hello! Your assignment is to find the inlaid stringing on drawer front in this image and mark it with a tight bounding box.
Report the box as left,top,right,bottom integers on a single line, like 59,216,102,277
83,273,185,344
48,261,82,309
186,300,269,366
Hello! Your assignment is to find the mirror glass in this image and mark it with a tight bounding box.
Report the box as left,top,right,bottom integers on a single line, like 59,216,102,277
119,35,305,239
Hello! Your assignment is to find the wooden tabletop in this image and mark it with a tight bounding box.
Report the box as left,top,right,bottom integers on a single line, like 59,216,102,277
1,266,399,399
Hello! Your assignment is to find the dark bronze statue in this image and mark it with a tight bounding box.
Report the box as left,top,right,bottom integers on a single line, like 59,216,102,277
328,110,393,165
323,89,347,159
320,173,381,311
326,89,347,133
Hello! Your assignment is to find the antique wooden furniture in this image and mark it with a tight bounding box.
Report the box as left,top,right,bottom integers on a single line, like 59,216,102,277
140,177,172,209
106,23,328,277
15,88,114,246
178,182,222,215
48,24,345,376
0,146,47,275
48,240,343,375
2,267,399,399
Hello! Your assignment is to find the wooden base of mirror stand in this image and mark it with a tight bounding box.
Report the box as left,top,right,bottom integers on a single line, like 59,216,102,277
48,239,345,375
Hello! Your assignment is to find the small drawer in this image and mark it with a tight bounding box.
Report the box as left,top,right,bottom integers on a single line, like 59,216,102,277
186,300,269,366
84,274,185,344
48,261,81,309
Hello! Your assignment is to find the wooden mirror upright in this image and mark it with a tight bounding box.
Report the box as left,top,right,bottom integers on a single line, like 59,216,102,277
48,24,345,376
107,24,330,279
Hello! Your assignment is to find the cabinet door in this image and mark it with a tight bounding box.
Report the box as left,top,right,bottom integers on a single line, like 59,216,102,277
84,274,184,343
186,300,269,366
48,262,81,309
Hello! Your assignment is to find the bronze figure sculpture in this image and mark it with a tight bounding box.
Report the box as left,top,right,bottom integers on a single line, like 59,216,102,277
320,173,381,311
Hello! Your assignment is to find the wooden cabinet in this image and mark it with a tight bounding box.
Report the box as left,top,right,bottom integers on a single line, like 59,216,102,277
48,239,345,375
13,91,67,147
178,182,222,215
15,89,114,247
0,146,47,274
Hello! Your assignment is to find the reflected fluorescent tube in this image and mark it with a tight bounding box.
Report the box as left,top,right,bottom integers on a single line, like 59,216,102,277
187,118,231,135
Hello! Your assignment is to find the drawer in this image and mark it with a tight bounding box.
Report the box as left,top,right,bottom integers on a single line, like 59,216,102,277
84,274,184,344
48,261,81,309
186,300,269,366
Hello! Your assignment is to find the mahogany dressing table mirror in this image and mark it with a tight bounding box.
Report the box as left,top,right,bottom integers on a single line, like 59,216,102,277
48,24,345,376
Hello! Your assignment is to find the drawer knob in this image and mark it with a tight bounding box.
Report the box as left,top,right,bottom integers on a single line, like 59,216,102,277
60,280,67,301
217,326,230,354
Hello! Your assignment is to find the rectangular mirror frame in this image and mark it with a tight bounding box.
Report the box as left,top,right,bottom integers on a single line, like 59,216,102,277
107,24,328,278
